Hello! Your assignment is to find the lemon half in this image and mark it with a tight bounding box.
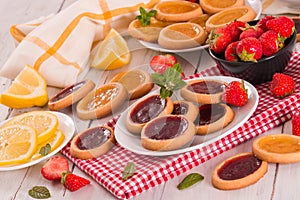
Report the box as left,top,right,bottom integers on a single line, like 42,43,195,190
91,28,131,70
0,65,48,108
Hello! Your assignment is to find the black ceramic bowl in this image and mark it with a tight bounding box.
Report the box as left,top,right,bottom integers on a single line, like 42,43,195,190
208,21,296,85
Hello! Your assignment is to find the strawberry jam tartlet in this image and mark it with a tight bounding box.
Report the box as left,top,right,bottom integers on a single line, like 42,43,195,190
70,126,115,160
141,115,196,151
171,100,199,122
126,94,173,134
180,79,227,104
196,103,234,135
212,152,268,190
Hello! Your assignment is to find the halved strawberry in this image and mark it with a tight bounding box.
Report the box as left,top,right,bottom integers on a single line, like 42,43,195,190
150,54,185,77
61,172,90,192
41,156,70,181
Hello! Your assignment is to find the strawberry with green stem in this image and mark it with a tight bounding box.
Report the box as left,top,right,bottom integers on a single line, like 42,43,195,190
61,172,91,192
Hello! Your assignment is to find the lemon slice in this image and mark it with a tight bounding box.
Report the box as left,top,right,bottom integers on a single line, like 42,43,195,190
0,125,37,166
32,129,65,160
0,65,48,108
91,28,131,70
2,111,58,144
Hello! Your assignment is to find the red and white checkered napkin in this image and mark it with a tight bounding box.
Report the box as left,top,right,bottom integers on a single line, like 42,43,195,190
61,52,300,200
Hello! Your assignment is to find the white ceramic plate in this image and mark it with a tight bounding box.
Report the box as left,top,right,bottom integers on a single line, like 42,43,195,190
115,76,259,156
138,0,262,53
0,111,75,171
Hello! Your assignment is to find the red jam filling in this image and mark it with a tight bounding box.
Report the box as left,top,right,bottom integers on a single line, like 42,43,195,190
197,104,225,125
130,95,167,124
187,80,225,94
76,127,112,150
218,154,262,180
172,102,188,115
144,116,188,140
50,80,86,102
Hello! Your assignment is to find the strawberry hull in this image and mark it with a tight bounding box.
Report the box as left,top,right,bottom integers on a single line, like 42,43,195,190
208,21,296,85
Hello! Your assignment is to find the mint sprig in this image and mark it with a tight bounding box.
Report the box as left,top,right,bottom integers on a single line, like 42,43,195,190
152,63,187,99
136,7,157,27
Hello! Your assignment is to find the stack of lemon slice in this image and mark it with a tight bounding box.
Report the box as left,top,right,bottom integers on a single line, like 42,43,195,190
0,111,65,166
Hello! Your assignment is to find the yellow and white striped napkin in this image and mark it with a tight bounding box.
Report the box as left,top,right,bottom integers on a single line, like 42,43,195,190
0,0,159,88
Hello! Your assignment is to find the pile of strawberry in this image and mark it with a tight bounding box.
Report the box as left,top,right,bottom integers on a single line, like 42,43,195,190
208,15,295,62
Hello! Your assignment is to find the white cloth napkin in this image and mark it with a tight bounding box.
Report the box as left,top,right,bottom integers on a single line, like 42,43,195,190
262,0,300,15
0,0,159,88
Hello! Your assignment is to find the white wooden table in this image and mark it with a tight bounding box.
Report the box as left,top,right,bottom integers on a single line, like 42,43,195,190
0,0,300,199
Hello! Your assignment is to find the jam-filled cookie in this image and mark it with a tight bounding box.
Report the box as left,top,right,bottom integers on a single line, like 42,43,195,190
48,80,95,111
141,115,196,151
252,134,300,164
212,152,268,190
76,82,128,120
195,103,234,135
128,17,173,43
205,6,256,32
158,22,207,49
70,126,115,160
200,0,244,14
154,1,203,22
126,94,173,134
180,79,227,104
171,100,199,122
110,69,154,100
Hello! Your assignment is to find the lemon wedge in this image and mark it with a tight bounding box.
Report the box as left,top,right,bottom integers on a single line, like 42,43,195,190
2,111,58,144
0,125,37,166
32,129,65,160
0,65,48,108
91,28,131,70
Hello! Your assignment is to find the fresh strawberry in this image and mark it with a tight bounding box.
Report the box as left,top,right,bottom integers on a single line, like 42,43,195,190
61,172,90,192
259,30,281,57
239,26,264,40
208,27,233,54
270,73,295,98
266,16,295,38
236,37,263,62
41,156,70,181
222,80,248,107
226,21,246,41
257,15,275,31
292,109,300,136
224,41,239,62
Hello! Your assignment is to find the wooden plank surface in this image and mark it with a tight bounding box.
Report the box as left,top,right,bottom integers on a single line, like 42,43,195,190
0,0,300,200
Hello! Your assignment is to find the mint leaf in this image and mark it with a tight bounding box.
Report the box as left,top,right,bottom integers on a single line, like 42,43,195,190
151,73,166,88
136,7,157,27
28,186,51,199
152,63,186,99
177,173,204,190
39,143,51,156
122,162,136,180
